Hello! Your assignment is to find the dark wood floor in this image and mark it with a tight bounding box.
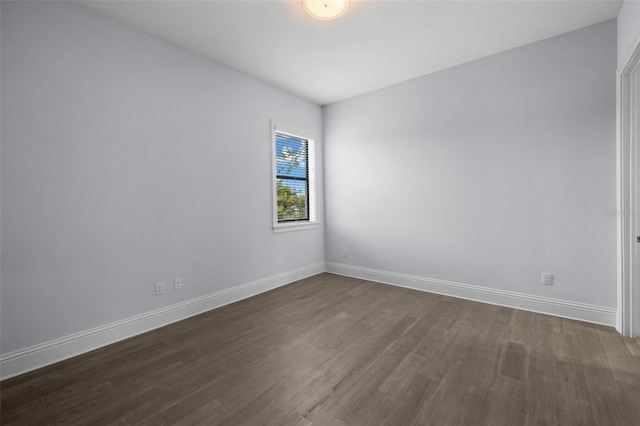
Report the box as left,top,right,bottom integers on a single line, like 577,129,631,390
2,273,640,425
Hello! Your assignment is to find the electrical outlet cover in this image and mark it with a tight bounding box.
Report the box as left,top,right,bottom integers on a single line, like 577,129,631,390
155,282,165,296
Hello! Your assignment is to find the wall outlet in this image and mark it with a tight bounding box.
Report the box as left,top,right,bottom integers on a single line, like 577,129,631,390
174,278,183,291
343,249,348,258
541,273,553,286
155,282,165,296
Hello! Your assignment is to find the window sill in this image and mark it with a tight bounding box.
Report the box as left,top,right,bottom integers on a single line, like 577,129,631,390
273,221,319,233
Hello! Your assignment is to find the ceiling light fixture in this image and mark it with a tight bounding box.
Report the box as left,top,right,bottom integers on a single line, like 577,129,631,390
302,0,349,21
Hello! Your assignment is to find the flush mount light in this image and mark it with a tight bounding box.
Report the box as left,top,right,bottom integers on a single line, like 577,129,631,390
303,0,349,20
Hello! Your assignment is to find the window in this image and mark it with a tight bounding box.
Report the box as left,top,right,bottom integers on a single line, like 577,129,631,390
272,122,317,232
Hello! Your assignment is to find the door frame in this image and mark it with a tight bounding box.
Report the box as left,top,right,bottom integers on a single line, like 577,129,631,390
617,32,640,337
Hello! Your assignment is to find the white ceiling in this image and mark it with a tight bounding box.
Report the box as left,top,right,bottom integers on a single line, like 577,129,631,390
78,0,622,105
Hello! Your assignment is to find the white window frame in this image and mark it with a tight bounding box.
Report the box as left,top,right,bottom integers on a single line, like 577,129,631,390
271,121,318,233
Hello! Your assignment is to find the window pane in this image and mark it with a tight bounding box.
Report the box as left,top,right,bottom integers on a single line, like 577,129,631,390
274,130,311,224
277,179,308,221
276,134,307,179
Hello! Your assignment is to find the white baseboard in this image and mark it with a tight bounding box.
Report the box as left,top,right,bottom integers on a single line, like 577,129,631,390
325,262,617,328
2,262,617,381
0,263,325,381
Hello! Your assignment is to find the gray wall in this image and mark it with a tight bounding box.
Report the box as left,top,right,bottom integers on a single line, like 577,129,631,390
324,20,617,307
617,0,640,67
0,1,324,354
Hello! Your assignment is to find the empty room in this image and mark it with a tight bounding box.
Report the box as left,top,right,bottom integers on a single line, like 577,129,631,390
1,0,640,424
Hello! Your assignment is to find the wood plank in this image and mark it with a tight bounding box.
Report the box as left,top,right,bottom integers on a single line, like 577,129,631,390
2,273,639,425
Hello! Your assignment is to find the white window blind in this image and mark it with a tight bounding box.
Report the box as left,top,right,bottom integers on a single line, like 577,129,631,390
275,132,309,222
